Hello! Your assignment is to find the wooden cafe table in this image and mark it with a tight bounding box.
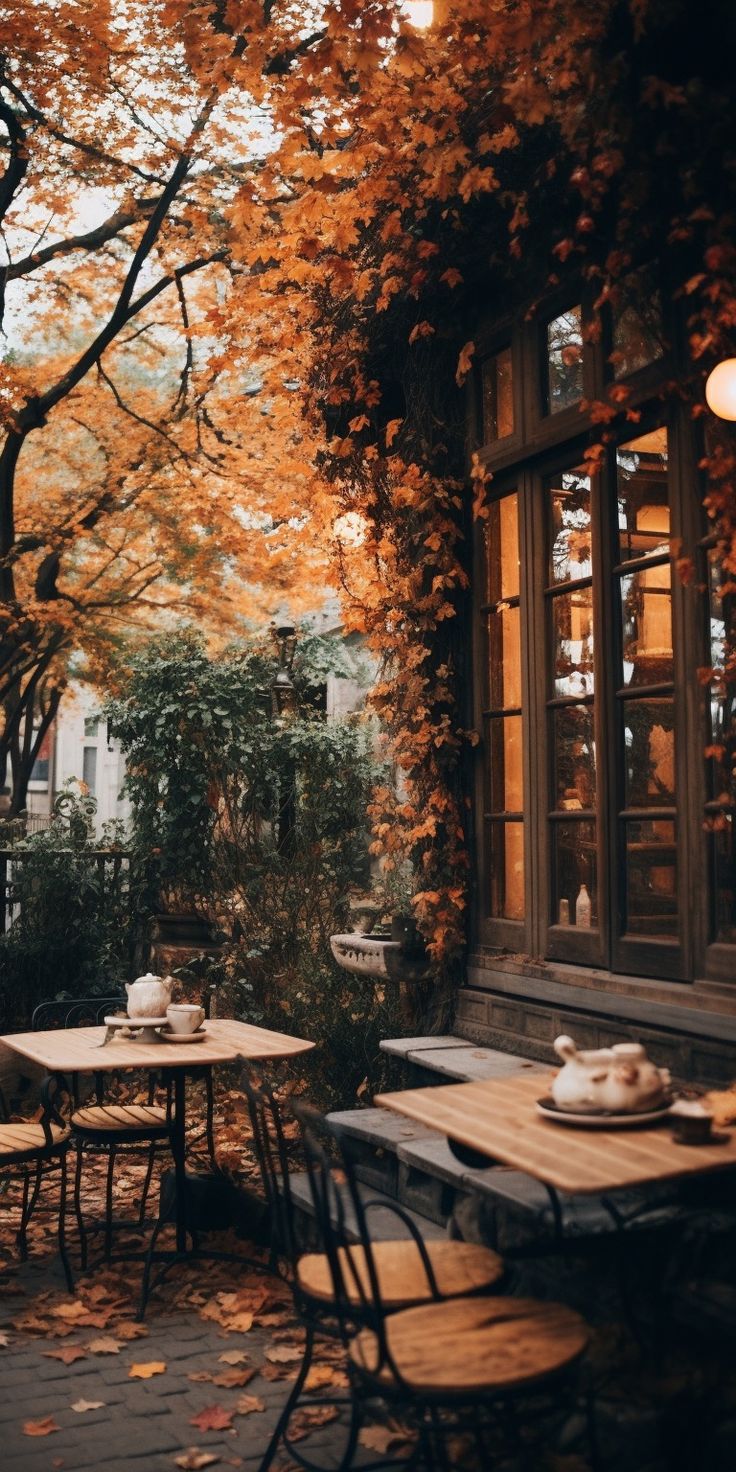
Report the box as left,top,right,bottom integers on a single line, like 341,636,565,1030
2,1018,314,1308
375,1072,736,1235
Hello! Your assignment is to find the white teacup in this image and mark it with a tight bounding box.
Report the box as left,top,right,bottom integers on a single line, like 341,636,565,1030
166,1003,205,1035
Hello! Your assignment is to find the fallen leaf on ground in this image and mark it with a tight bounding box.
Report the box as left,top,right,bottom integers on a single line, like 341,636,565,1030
304,1363,348,1391
261,1361,298,1382
212,1368,257,1389
51,1302,90,1322
174,1452,221,1471
88,1336,124,1354
115,1321,149,1340
359,1422,414,1454
235,1394,265,1416
23,1416,61,1437
71,1399,106,1414
218,1349,249,1366
265,1344,303,1364
129,1361,167,1379
190,1405,234,1432
43,1345,88,1365
289,1406,339,1442
0,1332,10,1347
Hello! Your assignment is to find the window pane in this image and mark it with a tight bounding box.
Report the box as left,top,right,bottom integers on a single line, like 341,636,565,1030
82,746,97,795
552,587,594,697
488,715,523,811
552,819,597,927
616,428,669,562
620,564,672,686
487,493,519,602
623,699,675,808
707,549,736,803
548,467,592,583
611,267,664,379
488,605,521,708
713,812,736,943
84,716,100,738
489,821,524,920
624,819,677,936
553,705,596,809
546,306,583,414
481,347,514,442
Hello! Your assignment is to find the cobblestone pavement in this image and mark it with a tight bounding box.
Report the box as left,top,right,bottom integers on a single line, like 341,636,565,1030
2,1161,736,1472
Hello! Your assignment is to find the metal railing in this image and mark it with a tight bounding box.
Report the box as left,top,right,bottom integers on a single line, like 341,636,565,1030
0,847,130,934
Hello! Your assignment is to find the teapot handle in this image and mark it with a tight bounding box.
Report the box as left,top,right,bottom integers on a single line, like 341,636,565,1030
554,1034,577,1062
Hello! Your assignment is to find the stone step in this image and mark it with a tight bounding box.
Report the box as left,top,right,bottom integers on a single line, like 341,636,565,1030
379,1035,549,1084
288,1170,447,1246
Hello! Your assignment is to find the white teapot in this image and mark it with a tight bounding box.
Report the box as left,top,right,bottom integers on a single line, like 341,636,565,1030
125,972,174,1019
551,1035,671,1114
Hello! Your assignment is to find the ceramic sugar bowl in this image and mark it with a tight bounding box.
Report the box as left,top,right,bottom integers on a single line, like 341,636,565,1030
125,972,173,1019
551,1034,671,1114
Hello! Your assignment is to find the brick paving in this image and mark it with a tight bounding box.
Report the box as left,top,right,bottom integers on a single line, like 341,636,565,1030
2,1153,736,1471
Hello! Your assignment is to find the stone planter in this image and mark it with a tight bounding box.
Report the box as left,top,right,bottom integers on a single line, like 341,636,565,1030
330,931,430,1023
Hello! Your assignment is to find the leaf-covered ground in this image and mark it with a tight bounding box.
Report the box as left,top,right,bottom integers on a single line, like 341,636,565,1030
2,1091,736,1472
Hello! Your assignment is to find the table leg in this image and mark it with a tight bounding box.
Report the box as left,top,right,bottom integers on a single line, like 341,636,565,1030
171,1068,188,1253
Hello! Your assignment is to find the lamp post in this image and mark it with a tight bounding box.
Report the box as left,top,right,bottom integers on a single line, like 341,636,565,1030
270,621,297,850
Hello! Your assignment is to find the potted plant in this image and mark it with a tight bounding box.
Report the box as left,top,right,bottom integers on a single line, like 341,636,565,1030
378,862,422,951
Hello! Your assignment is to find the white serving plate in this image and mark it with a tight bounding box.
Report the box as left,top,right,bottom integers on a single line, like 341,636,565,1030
536,1096,672,1129
160,1028,207,1044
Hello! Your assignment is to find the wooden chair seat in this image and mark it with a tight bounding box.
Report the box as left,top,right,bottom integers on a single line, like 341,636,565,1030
297,1239,503,1308
350,1296,588,1395
0,1121,70,1161
71,1104,170,1138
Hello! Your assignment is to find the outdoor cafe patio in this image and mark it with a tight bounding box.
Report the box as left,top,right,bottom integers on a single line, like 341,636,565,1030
1,987,736,1472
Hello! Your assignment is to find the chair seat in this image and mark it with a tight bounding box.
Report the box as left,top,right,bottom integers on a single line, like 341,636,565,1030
350,1296,588,1395
71,1104,170,1138
297,1239,503,1308
0,1121,70,1161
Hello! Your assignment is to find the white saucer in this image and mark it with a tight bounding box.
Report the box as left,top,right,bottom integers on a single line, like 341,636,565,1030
160,1028,207,1044
535,1096,672,1129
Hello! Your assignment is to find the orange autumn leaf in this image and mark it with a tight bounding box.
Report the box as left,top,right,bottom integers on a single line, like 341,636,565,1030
129,1361,167,1379
190,1404,235,1432
23,1417,60,1437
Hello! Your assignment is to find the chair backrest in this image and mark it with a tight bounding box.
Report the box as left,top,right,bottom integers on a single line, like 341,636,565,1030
240,1067,301,1277
294,1103,409,1368
31,996,126,1031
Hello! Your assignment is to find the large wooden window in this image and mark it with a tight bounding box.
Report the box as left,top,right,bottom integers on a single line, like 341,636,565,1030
472,278,734,984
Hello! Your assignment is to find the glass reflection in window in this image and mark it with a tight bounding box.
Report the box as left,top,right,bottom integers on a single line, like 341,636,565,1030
624,819,678,936
611,266,664,379
553,705,596,809
553,819,597,927
616,428,669,562
488,605,521,709
549,468,592,583
620,565,673,686
623,699,675,808
713,813,736,943
482,347,514,443
490,821,524,921
552,587,595,697
487,494,519,603
546,306,583,414
489,715,523,812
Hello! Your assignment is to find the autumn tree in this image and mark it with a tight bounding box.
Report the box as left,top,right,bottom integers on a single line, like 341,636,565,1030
0,1,332,812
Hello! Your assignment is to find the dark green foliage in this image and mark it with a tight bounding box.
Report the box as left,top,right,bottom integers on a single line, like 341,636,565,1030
109,630,394,1107
0,785,132,1029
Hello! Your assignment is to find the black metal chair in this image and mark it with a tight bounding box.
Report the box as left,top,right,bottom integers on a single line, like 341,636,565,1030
241,1071,505,1472
0,1074,73,1291
296,1104,598,1472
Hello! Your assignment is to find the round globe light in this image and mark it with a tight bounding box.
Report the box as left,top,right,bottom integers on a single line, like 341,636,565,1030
705,358,736,421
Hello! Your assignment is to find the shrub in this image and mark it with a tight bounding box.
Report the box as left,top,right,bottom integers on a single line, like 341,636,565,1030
0,784,132,1029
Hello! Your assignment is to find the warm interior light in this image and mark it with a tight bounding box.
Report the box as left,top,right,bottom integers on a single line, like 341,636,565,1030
402,1,433,28
705,358,736,421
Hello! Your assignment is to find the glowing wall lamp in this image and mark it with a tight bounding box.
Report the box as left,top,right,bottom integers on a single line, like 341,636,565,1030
705,358,736,421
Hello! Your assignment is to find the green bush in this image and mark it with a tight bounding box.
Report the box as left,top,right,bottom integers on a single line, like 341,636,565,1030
0,785,133,1029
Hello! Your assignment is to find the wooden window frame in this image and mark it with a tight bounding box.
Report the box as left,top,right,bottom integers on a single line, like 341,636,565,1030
470,277,733,985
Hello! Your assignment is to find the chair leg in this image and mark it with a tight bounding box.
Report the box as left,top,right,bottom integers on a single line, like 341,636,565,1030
138,1145,157,1226
205,1069,216,1165
257,1322,316,1472
25,1158,43,1228
73,1146,88,1271
57,1152,74,1293
138,1213,165,1322
103,1148,116,1261
16,1168,32,1260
